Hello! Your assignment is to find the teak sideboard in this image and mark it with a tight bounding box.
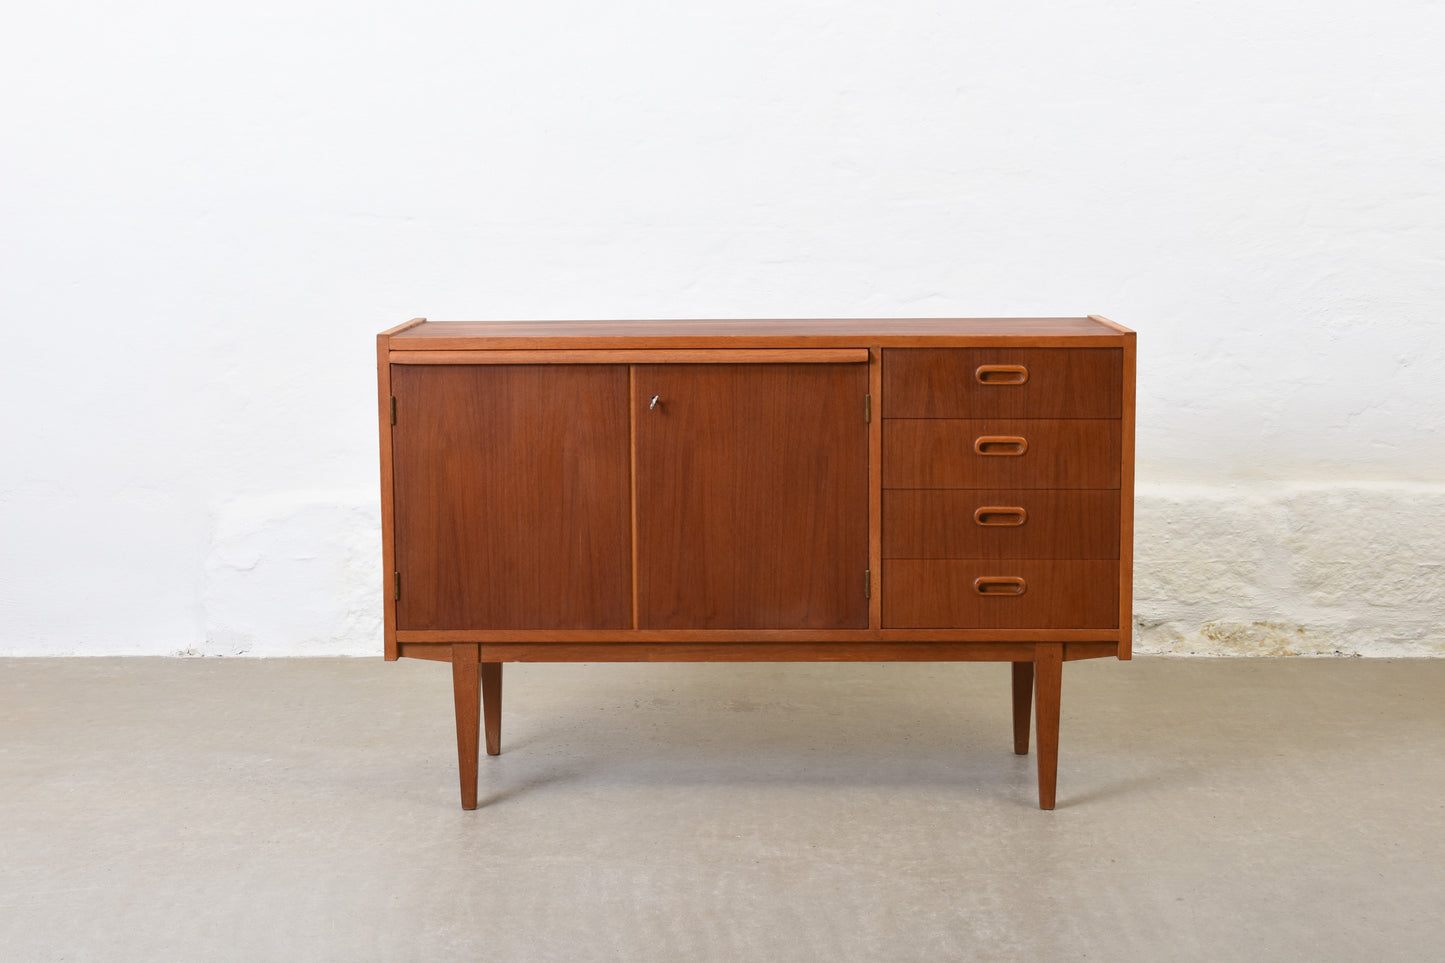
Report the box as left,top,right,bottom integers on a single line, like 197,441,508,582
377,317,1136,810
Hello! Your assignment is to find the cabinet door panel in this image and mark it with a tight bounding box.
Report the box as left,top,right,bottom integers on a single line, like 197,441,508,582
391,364,631,630
635,363,869,629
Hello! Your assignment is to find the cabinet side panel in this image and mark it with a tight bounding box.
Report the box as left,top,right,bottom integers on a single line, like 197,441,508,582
378,334,398,659
635,363,870,629
391,364,632,630
1119,332,1137,658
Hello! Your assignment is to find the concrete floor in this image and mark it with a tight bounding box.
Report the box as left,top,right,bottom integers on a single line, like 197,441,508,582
1,657,1442,961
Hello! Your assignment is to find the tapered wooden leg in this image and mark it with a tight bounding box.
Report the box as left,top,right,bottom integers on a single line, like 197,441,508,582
452,644,481,810
1011,661,1034,755
1034,643,1063,810
481,662,502,756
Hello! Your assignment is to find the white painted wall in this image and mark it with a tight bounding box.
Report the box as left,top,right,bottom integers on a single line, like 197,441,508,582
2,1,1441,656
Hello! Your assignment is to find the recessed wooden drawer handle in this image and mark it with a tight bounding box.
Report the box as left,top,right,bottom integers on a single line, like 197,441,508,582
974,435,1028,456
974,576,1026,596
974,506,1027,526
975,364,1029,385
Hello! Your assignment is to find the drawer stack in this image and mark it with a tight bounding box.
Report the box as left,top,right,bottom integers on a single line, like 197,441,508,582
880,348,1124,628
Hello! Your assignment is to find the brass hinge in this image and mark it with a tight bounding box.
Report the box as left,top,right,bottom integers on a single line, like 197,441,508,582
865,569,871,599
390,396,396,425
393,571,400,601
864,393,871,423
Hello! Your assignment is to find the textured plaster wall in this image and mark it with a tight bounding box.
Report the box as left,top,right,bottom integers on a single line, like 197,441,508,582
1137,484,1444,656
2,2,1442,656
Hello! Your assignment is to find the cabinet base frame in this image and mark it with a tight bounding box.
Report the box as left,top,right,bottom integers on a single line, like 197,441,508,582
400,640,1117,663
433,640,1112,812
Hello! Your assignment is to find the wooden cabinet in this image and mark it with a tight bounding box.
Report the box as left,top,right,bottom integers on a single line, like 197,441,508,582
378,317,1136,810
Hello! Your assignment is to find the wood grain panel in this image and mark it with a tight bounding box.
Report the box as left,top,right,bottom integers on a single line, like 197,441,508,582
884,420,1121,489
883,560,1119,628
883,490,1120,559
883,348,1122,418
391,364,631,630
634,363,869,629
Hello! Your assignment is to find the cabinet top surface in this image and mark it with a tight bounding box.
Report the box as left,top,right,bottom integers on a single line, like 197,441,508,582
384,317,1133,348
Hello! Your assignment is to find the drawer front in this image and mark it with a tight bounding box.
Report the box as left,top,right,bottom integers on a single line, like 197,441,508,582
884,419,1121,489
883,560,1119,628
884,490,1119,559
883,348,1122,419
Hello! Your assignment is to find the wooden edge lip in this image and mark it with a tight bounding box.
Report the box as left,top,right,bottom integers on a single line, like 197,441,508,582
384,335,1131,350
383,317,1130,348
1087,314,1134,335
389,317,1097,332
380,316,428,338
388,348,871,365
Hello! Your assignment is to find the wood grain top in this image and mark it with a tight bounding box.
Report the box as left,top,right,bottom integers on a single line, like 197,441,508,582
385,317,1132,349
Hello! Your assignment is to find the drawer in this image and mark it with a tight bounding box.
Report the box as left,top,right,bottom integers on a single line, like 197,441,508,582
883,348,1122,419
884,419,1121,489
884,490,1119,559
883,560,1119,629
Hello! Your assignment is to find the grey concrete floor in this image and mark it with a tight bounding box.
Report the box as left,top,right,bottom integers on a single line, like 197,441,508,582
1,657,1442,961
